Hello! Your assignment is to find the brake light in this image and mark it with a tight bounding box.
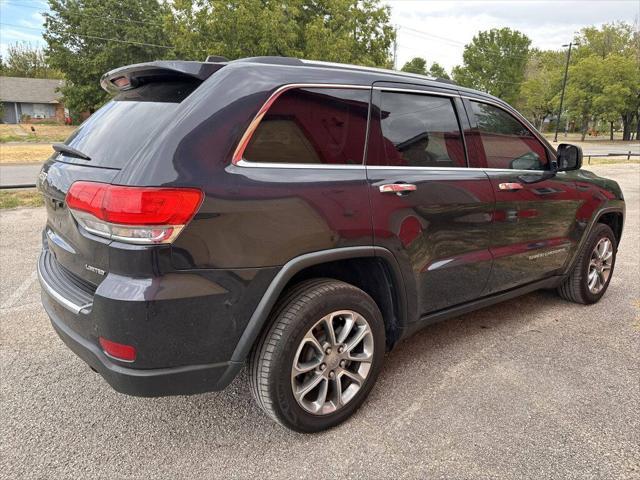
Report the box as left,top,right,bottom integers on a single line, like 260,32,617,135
66,182,203,244
112,76,130,88
99,337,136,362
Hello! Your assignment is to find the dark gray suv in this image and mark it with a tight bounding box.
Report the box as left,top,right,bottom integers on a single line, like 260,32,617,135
38,57,624,432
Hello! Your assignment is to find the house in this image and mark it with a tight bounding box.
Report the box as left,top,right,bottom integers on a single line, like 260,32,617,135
0,76,66,124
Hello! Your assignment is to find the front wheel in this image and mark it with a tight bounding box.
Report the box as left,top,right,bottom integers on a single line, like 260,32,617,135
249,279,385,433
558,223,617,304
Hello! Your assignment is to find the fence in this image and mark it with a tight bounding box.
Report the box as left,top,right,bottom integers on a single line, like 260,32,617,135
586,151,639,164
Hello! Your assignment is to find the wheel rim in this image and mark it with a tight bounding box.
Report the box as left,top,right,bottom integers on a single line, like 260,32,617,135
290,310,374,416
587,237,613,294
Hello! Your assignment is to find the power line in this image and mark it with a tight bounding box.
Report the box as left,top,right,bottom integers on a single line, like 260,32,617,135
397,24,533,61
398,25,466,47
0,23,175,49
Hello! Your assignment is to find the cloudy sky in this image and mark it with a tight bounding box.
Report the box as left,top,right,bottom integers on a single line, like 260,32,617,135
388,0,639,72
0,0,638,72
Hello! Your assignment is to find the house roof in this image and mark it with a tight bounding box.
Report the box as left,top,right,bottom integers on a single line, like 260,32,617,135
0,76,64,104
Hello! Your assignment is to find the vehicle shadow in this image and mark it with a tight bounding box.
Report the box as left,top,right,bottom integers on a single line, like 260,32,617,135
136,287,571,439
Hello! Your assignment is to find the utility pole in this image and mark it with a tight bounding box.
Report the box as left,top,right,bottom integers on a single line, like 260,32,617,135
554,42,575,142
393,26,398,70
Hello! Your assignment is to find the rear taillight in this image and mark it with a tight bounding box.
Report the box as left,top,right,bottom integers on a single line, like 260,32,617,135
66,181,203,244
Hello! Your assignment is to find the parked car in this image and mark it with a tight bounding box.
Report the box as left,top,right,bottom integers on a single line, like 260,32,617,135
37,57,625,433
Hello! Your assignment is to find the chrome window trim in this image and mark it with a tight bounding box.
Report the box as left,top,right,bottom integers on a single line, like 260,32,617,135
233,83,554,172
366,165,562,174
372,86,458,97
236,159,365,170
234,83,372,168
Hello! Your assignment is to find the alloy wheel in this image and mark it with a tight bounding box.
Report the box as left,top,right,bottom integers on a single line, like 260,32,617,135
587,237,613,294
290,310,374,415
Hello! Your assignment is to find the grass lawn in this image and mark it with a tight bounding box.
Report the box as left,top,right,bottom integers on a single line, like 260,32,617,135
0,189,44,209
584,156,640,165
542,132,637,144
0,124,75,143
0,144,53,163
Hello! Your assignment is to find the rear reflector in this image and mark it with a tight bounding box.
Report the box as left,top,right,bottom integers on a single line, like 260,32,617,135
66,182,203,244
99,337,136,362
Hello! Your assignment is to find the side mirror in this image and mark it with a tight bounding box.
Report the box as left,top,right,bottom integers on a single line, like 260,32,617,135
556,143,582,171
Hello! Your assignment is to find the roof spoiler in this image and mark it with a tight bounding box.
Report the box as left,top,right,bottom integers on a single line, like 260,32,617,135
100,60,226,94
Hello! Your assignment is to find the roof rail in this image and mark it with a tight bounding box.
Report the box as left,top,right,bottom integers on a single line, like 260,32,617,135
435,78,456,85
231,56,304,66
299,59,439,82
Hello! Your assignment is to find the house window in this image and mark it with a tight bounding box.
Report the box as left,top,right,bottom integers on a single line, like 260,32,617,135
20,103,56,119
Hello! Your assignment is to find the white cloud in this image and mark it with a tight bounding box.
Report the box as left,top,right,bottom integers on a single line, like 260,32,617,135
386,0,640,73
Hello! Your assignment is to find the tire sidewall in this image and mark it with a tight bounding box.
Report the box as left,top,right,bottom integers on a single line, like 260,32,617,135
578,224,617,304
267,284,385,433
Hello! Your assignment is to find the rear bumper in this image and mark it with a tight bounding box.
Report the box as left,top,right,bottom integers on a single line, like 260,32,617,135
36,247,264,397
43,291,243,396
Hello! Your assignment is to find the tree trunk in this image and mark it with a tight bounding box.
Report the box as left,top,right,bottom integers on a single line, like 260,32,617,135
636,112,640,141
580,117,589,141
621,112,631,141
610,121,614,141
539,115,547,131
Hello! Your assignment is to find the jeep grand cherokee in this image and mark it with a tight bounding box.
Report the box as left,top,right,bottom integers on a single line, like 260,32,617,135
37,57,625,432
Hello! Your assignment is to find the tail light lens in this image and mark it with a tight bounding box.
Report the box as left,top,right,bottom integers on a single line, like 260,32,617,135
66,181,203,244
99,337,137,362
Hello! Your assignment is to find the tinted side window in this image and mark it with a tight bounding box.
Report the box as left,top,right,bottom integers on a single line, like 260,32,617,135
468,101,548,170
244,88,369,164
368,92,466,168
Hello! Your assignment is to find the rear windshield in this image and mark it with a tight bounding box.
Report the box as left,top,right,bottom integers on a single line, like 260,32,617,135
58,80,198,169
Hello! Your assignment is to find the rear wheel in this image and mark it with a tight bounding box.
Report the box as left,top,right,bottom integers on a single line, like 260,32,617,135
249,279,385,433
558,223,617,304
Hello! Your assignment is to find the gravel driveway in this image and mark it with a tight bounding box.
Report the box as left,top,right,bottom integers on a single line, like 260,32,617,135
1,164,638,479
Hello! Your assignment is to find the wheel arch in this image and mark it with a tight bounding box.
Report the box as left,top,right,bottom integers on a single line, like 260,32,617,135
597,210,624,247
564,206,625,276
230,247,408,363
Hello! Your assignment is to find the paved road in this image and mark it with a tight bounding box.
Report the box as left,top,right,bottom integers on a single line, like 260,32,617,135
0,163,41,187
1,164,638,479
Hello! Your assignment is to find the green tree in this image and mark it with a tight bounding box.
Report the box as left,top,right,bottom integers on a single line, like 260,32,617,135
592,54,639,140
0,42,63,79
570,22,639,140
401,57,427,74
452,28,531,104
428,62,449,79
564,55,604,141
574,22,634,60
517,49,564,130
167,0,395,67
44,0,171,114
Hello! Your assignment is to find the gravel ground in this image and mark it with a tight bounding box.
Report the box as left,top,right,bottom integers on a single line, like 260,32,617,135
1,164,638,479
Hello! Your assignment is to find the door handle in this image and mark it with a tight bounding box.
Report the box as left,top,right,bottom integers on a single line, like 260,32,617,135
498,182,524,192
379,183,417,195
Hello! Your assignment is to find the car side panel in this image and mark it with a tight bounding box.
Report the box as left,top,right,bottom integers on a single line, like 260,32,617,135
366,87,495,318
173,165,373,269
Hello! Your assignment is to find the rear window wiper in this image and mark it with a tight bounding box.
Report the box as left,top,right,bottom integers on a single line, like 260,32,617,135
52,143,91,161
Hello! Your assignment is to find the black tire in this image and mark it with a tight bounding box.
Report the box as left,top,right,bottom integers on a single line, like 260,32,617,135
249,278,385,433
558,223,617,304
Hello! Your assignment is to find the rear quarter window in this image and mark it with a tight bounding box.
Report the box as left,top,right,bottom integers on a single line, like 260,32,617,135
243,88,370,165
